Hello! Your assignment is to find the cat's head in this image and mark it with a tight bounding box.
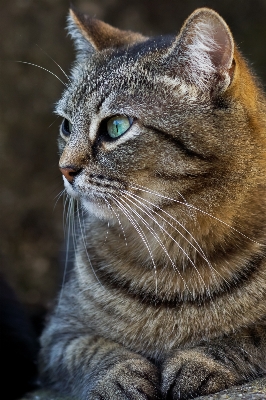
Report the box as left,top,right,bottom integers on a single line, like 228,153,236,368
57,7,264,227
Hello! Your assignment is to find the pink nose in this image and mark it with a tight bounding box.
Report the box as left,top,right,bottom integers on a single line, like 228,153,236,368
59,166,80,183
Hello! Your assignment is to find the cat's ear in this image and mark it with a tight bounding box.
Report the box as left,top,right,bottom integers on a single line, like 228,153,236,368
168,8,234,92
67,8,146,59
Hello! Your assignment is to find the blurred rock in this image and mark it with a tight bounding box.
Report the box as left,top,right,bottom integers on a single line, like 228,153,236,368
197,376,266,399
20,377,266,400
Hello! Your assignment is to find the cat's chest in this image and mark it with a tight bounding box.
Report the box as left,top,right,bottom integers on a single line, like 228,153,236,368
74,249,261,360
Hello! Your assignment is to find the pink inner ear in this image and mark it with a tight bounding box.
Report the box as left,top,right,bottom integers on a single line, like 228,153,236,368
174,9,235,90
210,18,234,71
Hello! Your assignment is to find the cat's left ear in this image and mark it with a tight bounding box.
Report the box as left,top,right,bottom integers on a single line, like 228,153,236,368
67,8,146,60
168,8,234,92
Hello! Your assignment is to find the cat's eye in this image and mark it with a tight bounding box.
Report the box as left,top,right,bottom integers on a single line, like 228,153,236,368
61,118,72,138
106,115,132,139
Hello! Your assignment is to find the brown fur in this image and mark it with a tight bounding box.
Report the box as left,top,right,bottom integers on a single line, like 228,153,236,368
69,8,146,51
39,7,266,399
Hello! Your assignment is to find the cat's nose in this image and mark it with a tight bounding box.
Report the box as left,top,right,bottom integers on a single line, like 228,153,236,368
59,166,81,183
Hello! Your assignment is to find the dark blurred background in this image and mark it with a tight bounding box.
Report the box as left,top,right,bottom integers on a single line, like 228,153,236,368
1,0,266,317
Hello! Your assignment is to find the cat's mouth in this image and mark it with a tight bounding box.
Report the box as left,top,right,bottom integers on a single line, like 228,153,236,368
62,173,126,199
62,173,131,221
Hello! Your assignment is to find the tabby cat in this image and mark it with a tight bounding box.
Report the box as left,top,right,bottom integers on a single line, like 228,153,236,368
39,7,266,399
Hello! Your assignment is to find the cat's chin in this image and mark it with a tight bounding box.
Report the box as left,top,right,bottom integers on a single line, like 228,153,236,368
81,197,116,221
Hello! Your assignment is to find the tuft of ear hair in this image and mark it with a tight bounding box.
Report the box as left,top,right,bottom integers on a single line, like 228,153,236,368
167,8,235,92
67,7,146,60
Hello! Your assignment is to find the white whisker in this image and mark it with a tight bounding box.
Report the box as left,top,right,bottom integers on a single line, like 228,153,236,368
63,194,71,236
124,190,229,288
127,186,233,290
118,195,192,296
120,193,203,297
104,197,127,246
110,194,158,295
48,115,61,129
131,183,263,246
125,190,208,263
77,201,104,288
16,61,67,86
57,196,75,311
35,44,70,81
53,189,66,211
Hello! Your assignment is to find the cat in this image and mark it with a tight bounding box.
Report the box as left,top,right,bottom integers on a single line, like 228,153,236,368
39,7,266,399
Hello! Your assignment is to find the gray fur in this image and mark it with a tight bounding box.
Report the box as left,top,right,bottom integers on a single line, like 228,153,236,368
40,7,266,400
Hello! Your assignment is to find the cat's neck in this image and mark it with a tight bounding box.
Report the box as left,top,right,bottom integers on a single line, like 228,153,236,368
80,199,266,301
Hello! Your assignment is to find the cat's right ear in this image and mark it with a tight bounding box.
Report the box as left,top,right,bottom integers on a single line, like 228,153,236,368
67,8,145,60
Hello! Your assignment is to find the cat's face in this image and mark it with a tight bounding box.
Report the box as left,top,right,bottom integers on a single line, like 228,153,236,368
57,8,263,226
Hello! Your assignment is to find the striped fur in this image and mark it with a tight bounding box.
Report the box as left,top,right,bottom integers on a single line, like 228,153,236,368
39,7,266,399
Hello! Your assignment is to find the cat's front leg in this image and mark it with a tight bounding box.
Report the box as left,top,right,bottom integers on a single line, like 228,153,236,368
161,347,239,399
40,334,160,400
89,351,160,400
161,325,266,399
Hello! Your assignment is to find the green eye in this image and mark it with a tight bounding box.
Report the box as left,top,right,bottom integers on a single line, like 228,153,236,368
107,115,132,139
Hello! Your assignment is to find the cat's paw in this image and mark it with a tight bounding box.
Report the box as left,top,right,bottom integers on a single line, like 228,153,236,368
161,349,240,399
89,357,160,399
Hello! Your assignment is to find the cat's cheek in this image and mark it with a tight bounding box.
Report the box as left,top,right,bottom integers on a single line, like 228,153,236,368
62,176,79,198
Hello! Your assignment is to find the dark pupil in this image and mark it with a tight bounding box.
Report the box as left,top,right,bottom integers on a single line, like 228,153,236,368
62,119,71,136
